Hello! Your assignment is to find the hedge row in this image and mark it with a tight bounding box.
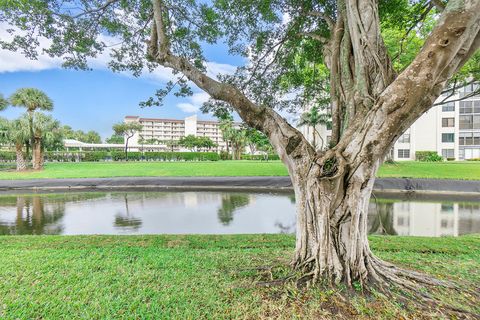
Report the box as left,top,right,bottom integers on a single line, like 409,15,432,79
240,154,280,161
0,151,221,162
110,151,220,161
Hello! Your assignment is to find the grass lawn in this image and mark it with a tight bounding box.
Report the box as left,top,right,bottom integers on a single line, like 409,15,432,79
0,234,478,319
0,160,288,180
0,160,480,180
378,161,480,180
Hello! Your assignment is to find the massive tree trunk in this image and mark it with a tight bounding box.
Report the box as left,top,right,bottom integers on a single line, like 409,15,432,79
149,0,480,288
291,153,378,285
15,142,27,171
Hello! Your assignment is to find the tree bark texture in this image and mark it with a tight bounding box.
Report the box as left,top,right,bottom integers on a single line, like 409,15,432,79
15,142,26,171
32,137,42,170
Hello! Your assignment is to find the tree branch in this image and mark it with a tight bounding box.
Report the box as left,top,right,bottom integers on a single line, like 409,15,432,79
151,0,170,60
297,32,329,43
431,0,446,12
52,0,120,19
307,11,335,31
148,1,315,170
433,88,480,106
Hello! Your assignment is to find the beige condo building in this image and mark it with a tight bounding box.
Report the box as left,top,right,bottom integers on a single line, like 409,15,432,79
124,114,240,152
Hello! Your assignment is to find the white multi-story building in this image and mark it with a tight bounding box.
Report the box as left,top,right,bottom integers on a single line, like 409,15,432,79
299,84,480,161
124,115,240,152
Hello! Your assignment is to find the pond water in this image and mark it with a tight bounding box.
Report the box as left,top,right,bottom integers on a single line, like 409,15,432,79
0,190,479,236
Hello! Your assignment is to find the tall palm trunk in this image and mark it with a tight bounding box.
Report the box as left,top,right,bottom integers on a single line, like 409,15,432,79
28,110,35,166
15,142,27,171
33,137,42,170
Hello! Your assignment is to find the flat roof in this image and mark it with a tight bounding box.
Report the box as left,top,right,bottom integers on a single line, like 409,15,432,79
125,115,241,125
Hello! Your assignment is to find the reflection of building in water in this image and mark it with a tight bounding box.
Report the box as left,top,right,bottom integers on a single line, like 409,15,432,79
458,203,480,235
133,192,223,209
392,202,459,237
368,200,480,237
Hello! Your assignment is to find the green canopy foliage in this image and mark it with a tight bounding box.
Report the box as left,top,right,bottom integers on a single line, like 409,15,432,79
1,0,477,117
9,88,53,113
62,125,102,144
113,122,143,138
0,94,8,111
25,112,63,150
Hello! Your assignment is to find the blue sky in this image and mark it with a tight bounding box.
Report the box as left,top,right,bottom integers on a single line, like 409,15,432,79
0,28,243,139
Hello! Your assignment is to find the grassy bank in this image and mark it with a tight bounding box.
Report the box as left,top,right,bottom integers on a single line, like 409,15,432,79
0,234,478,319
0,160,480,180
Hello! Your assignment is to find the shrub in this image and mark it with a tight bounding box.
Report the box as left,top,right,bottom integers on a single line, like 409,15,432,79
415,151,443,162
112,151,219,161
241,154,280,161
0,151,16,161
219,151,231,160
83,151,108,162
466,158,480,161
0,150,220,162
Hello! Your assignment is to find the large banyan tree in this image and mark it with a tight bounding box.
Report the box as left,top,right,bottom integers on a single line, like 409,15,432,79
2,0,479,293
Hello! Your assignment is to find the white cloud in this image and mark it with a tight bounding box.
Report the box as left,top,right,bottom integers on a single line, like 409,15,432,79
205,61,237,78
0,22,238,82
177,103,199,113
176,91,211,114
0,22,62,73
190,91,210,105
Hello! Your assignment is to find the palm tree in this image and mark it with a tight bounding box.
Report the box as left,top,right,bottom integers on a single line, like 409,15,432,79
229,129,247,160
219,117,236,158
0,94,8,111
24,113,62,170
9,88,54,164
297,105,331,151
0,117,30,171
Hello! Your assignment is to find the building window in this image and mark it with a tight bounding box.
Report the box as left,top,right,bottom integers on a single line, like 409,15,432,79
460,101,473,114
441,204,454,212
442,133,455,143
460,115,473,129
397,149,410,158
459,114,480,129
459,132,480,146
442,102,455,112
475,115,480,129
441,118,455,127
397,133,410,143
475,101,480,113
441,149,454,159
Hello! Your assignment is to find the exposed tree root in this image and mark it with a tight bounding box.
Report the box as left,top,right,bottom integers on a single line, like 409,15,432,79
291,255,480,319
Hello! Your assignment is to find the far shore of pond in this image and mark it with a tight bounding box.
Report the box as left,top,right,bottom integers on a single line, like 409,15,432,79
1,160,480,180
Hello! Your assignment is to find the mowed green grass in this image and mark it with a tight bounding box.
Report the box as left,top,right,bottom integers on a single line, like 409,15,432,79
0,160,480,180
0,161,288,180
378,161,480,180
0,234,478,319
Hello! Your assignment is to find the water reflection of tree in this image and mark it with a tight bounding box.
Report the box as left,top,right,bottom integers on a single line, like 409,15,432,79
0,196,65,235
369,202,397,235
275,221,295,234
217,194,250,225
114,194,142,232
